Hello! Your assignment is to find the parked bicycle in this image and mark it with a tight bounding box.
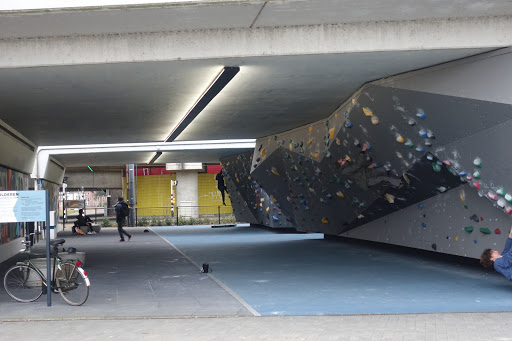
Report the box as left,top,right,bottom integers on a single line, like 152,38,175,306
3,235,90,306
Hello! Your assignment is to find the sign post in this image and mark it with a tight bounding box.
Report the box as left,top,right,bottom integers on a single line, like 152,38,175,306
0,190,50,306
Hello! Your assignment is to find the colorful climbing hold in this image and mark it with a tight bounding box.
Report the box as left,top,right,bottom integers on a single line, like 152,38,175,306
473,171,481,179
311,152,320,160
427,130,435,139
497,188,505,196
498,199,506,208
408,119,416,126
396,152,403,159
329,127,335,139
396,135,404,143
416,146,425,153
472,182,480,190
371,116,379,125
405,140,414,148
419,129,427,138
416,110,426,119
418,203,424,210
260,148,266,157
487,192,498,201
335,138,341,146
479,227,491,234
465,226,474,232
363,107,373,116
424,140,432,147
336,191,345,198
506,207,512,214
506,193,512,203
345,121,353,128
385,193,395,203
495,228,502,234
422,223,427,228
458,171,467,177
271,167,280,176
473,157,482,168
443,160,453,166
455,236,458,241
321,217,329,224
460,190,466,202
272,216,279,221
266,207,270,213
432,163,441,172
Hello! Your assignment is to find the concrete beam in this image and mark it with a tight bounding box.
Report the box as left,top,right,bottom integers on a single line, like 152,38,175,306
1,16,511,68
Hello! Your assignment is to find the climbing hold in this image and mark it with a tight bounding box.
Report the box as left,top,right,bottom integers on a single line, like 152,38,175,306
270,195,277,203
464,226,474,232
418,203,424,210
466,175,473,181
272,216,279,221
371,116,379,125
473,157,482,168
311,152,320,159
424,140,432,147
321,217,329,224
309,187,315,193
384,193,395,203
271,167,280,176
363,107,373,116
437,186,447,193
320,198,328,205
487,192,498,201
506,194,512,203
495,228,502,234
335,138,341,145
472,182,480,190
470,214,479,221
432,163,441,172
431,243,437,250
458,171,467,177
464,205,469,209
309,126,313,133
336,191,345,198
405,140,414,148
426,154,433,161
357,214,365,219
479,227,491,235
260,148,266,157
266,207,270,213
325,121,329,127
498,199,506,208
460,190,465,202
422,223,427,228
443,160,453,166
408,119,416,126
353,138,360,147
396,152,403,159
474,240,478,244
396,135,404,143
473,171,481,179
419,129,428,138
506,206,512,214
416,110,426,119
329,127,335,139
427,130,435,139
455,236,458,241
345,121,353,128
497,188,505,196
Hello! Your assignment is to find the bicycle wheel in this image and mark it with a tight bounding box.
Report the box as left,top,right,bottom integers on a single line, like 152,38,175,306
55,263,89,306
4,264,44,302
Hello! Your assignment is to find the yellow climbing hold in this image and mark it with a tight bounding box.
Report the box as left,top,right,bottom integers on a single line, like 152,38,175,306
226,162,230,166
270,195,277,203
336,191,345,198
363,107,373,117
260,198,265,203
322,217,329,224
345,156,352,162
309,126,313,133
335,113,338,118
336,138,341,145
352,98,356,104
371,116,379,125
307,138,313,146
309,187,315,193
271,167,280,176
385,193,395,203
289,143,293,151
460,190,465,202
312,152,320,160
260,148,266,157
266,207,269,213
455,236,458,241
396,152,403,159
396,135,404,143
329,127,335,139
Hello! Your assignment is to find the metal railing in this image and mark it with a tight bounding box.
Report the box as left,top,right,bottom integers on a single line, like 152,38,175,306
60,205,234,228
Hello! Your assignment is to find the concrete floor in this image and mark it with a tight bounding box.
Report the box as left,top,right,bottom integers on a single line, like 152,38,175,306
1,225,511,340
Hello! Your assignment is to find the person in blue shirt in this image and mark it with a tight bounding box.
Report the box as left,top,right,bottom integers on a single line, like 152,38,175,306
480,227,512,280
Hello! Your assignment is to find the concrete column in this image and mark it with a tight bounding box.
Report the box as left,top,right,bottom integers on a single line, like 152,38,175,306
175,170,199,218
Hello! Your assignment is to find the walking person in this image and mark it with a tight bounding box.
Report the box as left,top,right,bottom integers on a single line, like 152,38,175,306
114,196,132,242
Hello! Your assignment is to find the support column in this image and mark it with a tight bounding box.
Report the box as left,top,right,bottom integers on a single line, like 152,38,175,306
175,171,199,218
128,164,135,226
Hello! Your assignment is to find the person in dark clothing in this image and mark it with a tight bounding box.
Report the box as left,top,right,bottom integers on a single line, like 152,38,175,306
335,144,403,191
73,209,94,234
215,171,228,205
480,226,512,280
114,197,132,242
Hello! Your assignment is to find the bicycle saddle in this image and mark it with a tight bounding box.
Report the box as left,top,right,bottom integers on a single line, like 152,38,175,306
50,239,65,247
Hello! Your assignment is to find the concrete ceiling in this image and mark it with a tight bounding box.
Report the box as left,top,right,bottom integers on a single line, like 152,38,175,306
0,0,506,168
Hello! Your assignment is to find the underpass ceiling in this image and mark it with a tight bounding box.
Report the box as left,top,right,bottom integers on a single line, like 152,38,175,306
0,48,495,167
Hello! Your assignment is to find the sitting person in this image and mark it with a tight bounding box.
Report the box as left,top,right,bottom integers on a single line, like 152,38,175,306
73,209,93,234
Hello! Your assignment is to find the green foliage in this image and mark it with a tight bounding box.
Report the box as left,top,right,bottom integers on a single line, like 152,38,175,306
101,218,112,227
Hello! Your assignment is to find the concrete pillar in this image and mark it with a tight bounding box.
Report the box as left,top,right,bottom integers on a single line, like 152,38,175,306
175,170,198,218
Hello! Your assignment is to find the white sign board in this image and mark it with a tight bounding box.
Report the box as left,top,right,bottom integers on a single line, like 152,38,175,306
0,191,47,223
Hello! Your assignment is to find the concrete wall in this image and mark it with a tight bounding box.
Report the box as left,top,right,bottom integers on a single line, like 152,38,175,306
65,168,124,190
223,48,512,258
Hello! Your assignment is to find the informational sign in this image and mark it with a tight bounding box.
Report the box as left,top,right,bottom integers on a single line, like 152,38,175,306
0,191,47,223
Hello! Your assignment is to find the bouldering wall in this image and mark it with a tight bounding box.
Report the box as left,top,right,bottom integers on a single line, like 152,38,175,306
223,48,512,258
221,151,295,228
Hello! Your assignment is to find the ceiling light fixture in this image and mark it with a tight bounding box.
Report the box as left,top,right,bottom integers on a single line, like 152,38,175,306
148,66,240,164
